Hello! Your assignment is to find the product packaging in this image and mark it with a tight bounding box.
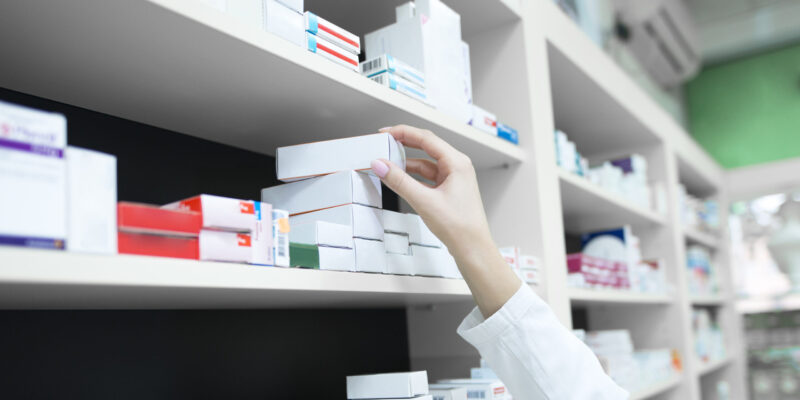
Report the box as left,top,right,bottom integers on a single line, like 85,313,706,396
386,252,415,275
199,230,253,263
360,54,426,89
272,209,291,267
66,147,117,254
304,11,360,54
262,170,381,215
276,0,302,13
264,0,305,47
369,71,429,104
306,32,359,71
276,133,406,182
430,387,468,400
290,221,353,249
581,225,640,289
470,105,497,136
251,201,274,265
118,232,199,259
163,194,256,232
289,242,355,271
354,238,387,273
199,0,227,12
346,371,429,399
432,380,507,400
0,100,67,250
413,244,459,278
382,210,441,247
519,254,541,284
117,203,202,237
496,123,518,144
384,232,410,255
567,253,629,289
290,204,383,241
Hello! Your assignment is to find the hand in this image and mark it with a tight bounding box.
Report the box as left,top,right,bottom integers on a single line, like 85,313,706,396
370,125,521,317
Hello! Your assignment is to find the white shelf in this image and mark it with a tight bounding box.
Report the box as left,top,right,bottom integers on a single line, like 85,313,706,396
568,288,674,306
0,247,472,309
690,294,727,307
696,355,734,377
684,227,720,249
630,375,683,400
0,0,525,170
558,169,667,232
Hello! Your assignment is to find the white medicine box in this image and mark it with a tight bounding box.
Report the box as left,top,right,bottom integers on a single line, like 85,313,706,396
262,170,381,215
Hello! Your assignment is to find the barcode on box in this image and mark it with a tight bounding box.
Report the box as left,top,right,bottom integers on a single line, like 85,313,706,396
371,74,388,86
361,57,384,74
468,390,486,399
277,234,287,258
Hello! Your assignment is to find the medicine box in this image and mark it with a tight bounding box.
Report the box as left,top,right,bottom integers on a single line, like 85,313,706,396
384,232,410,255
290,221,353,249
118,232,199,260
433,380,508,400
382,210,441,247
369,71,428,104
0,100,67,250
276,0,302,13
251,201,273,265
470,105,497,136
272,209,291,267
346,371,429,399
430,387,468,400
497,123,518,145
354,238,386,273
360,54,426,89
413,244,459,278
386,252,415,276
289,242,355,271
290,204,383,241
276,133,406,182
163,194,256,232
66,147,117,254
265,0,305,47
304,11,360,54
199,230,253,263
262,170,381,215
118,203,202,237
306,32,359,71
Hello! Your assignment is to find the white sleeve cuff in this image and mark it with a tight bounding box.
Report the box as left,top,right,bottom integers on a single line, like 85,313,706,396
457,282,537,346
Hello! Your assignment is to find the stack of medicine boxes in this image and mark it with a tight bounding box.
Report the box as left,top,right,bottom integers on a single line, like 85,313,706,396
213,0,306,48
304,11,361,71
360,54,428,105
347,371,432,400
262,133,459,277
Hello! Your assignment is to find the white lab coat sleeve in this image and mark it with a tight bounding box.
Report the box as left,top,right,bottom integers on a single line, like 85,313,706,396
457,282,629,400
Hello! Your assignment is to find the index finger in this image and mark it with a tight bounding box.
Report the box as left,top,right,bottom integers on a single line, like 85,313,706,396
380,125,454,161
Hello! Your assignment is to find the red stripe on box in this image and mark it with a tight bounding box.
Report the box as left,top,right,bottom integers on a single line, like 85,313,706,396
118,232,199,259
317,43,358,66
318,24,358,48
118,202,202,236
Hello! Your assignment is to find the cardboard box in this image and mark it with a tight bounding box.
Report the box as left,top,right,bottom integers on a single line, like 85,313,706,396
265,0,305,47
384,232,410,255
199,230,252,263
272,209,291,267
433,380,507,400
306,32,359,71
497,123,518,144
251,201,273,265
163,194,255,232
66,147,117,254
262,170,381,215
290,221,353,249
360,54,426,89
276,133,405,182
118,203,202,237
386,252,415,276
290,204,383,240
369,71,429,104
354,238,386,273
118,232,198,259
519,254,541,284
413,244,459,278
304,11,360,54
382,210,441,247
289,242,355,271
430,387,468,400
470,105,497,136
346,371,429,399
0,101,67,250
276,0,302,13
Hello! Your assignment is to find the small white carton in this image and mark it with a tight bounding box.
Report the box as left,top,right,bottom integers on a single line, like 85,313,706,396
384,232,410,255
163,194,255,232
354,238,387,273
413,245,459,278
66,147,117,254
433,380,508,400
319,246,355,271
199,230,252,263
304,11,360,54
272,209,290,267
0,100,67,250
226,0,263,29
470,105,497,136
290,204,383,241
276,0,302,14
261,170,381,215
346,371,429,399
306,32,359,71
386,252,415,276
360,54,426,89
276,133,406,182
265,0,305,47
290,221,353,249
430,387,468,400
383,210,441,247
251,201,273,265
369,71,428,104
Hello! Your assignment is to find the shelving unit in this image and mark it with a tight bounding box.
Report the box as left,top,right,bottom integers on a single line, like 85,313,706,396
0,0,746,399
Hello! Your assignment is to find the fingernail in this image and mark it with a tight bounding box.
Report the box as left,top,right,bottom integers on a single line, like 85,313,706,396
378,127,392,132
371,159,389,178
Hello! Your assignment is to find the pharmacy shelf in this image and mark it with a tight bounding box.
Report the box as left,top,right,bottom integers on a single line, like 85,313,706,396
737,293,800,314
558,169,668,232
695,355,734,377
690,294,728,307
0,247,473,309
684,227,720,249
568,288,674,306
0,0,525,170
630,375,683,400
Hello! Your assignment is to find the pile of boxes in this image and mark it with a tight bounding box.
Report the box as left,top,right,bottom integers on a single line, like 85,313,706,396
304,11,361,71
500,247,542,286
567,225,668,294
576,329,682,394
429,360,510,400
693,308,726,364
361,54,429,105
678,184,720,233
686,245,718,296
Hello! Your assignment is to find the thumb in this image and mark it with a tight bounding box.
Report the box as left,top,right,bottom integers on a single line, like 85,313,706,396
371,159,428,208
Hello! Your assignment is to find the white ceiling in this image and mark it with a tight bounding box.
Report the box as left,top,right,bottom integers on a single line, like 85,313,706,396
685,0,800,63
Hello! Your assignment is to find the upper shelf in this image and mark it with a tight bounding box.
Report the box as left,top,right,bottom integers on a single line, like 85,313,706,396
568,288,674,306
0,247,473,309
0,0,525,170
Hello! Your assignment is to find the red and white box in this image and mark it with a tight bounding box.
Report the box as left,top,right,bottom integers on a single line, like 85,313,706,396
304,11,360,55
163,194,256,232
567,253,630,289
118,232,199,260
199,230,253,263
118,202,202,237
519,254,541,284
470,105,497,136
306,32,359,71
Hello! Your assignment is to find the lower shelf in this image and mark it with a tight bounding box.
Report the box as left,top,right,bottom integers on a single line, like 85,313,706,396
568,288,674,305
696,355,734,377
0,247,473,309
629,375,683,400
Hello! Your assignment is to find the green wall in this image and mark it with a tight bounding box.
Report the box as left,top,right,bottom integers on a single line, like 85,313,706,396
686,43,800,169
